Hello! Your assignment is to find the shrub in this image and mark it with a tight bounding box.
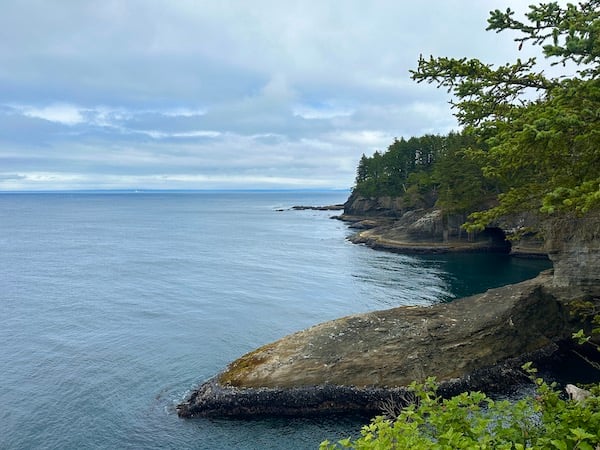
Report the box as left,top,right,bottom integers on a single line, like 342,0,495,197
320,366,600,450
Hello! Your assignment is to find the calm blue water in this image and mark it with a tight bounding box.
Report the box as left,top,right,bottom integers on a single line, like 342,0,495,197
0,191,551,449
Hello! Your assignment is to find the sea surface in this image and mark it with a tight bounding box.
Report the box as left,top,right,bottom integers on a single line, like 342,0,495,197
0,191,551,449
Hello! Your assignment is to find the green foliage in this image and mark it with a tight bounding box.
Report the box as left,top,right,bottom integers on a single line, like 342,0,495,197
570,300,600,353
321,370,600,450
353,135,442,199
353,132,492,215
431,134,497,216
487,1,600,76
411,1,600,231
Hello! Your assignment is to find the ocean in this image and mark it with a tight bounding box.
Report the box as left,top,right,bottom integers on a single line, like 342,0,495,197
0,191,551,449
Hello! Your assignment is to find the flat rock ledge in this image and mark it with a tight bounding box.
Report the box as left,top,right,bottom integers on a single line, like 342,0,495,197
178,271,588,418
348,230,506,254
338,214,515,255
177,351,550,418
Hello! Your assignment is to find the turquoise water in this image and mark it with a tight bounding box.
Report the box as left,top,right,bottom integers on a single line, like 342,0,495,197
0,191,551,449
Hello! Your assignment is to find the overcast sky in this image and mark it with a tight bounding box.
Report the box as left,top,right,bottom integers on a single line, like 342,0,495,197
0,1,548,191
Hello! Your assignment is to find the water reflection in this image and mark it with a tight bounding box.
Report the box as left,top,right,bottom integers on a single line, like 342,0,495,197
351,249,552,308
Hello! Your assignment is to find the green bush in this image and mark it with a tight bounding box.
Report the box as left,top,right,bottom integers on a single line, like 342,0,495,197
320,366,600,450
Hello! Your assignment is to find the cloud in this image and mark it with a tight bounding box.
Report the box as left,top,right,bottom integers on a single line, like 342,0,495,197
293,104,354,120
134,130,222,140
0,173,26,181
19,104,85,126
0,0,565,191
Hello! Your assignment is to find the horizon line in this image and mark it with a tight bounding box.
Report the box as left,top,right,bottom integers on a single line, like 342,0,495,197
0,188,352,194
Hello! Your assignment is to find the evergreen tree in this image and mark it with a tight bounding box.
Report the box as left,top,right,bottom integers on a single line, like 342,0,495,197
411,1,600,230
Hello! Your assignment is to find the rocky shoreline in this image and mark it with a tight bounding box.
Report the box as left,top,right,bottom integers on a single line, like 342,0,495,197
178,200,598,419
177,347,552,418
336,193,549,258
335,214,546,258
178,272,592,418
346,224,510,254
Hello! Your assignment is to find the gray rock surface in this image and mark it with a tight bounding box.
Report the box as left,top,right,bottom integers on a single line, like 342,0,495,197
341,193,547,256
178,272,587,417
215,273,566,388
545,214,600,290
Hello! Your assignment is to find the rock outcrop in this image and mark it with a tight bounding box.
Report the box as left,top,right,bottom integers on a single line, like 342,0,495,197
343,192,412,217
346,217,511,254
545,214,600,291
178,272,592,418
339,193,546,257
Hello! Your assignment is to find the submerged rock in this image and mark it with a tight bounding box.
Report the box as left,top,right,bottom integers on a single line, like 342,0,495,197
178,272,589,418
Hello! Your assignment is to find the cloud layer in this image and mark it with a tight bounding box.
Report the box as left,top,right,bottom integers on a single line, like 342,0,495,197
0,0,546,190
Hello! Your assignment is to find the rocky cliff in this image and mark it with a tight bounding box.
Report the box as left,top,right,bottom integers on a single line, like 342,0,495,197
339,193,517,254
545,214,600,291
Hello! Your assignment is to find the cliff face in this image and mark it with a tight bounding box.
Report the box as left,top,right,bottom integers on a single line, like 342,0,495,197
343,193,410,218
341,193,512,254
545,214,600,291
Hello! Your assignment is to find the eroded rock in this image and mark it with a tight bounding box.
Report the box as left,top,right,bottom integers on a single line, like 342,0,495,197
178,272,587,418
545,214,600,291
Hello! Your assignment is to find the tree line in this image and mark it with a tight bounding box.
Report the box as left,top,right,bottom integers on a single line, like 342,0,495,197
353,131,499,218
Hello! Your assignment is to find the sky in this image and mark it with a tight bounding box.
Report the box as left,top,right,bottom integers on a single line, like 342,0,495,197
0,0,550,191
